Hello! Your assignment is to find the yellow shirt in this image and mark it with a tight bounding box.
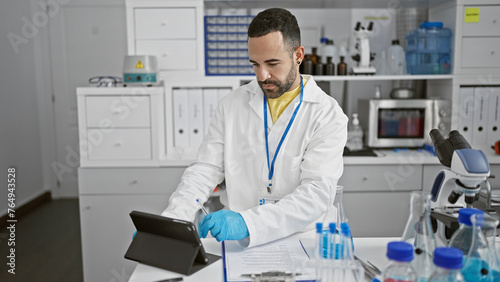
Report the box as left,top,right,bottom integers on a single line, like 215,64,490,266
267,77,308,124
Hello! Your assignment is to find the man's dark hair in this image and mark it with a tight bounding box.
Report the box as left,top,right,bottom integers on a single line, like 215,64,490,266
247,8,301,53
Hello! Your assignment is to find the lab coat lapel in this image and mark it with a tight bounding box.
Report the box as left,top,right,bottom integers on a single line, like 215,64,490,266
247,80,273,130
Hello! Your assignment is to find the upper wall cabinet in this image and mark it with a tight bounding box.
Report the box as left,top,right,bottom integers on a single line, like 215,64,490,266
126,0,205,77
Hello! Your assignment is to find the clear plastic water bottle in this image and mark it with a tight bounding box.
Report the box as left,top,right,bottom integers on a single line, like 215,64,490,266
429,247,465,282
405,22,452,74
381,241,417,282
347,113,363,151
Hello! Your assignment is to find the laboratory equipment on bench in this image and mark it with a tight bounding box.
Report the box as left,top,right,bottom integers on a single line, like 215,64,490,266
88,76,122,87
448,209,500,281
380,241,417,282
351,22,376,75
429,129,490,208
428,247,465,282
123,55,159,86
428,129,494,244
401,191,436,282
319,185,349,259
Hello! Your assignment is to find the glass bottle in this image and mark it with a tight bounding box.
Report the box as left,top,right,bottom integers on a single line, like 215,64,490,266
325,56,335,75
401,191,436,282
337,56,347,76
429,247,465,282
315,56,324,75
310,47,319,65
381,241,417,282
302,54,314,74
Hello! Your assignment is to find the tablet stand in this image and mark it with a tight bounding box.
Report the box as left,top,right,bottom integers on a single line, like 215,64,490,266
125,231,220,275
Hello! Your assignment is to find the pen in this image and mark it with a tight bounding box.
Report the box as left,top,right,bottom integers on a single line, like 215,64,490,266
196,199,209,215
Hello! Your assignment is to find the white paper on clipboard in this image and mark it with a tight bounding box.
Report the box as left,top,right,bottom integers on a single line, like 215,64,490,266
222,236,316,282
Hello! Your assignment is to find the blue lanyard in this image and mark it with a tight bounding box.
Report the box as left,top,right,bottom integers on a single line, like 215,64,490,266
264,76,304,193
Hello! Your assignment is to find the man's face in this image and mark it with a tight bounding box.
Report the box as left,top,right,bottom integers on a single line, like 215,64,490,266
248,31,298,99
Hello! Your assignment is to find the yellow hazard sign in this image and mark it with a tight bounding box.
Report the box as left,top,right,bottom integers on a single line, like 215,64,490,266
135,60,145,69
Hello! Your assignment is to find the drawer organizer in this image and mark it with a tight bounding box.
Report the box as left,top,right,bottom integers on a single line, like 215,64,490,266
204,15,255,76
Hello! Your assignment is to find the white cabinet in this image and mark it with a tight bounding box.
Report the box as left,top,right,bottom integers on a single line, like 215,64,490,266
134,8,197,39
77,86,164,167
461,5,500,37
126,0,204,75
461,37,500,68
339,165,422,237
78,167,184,282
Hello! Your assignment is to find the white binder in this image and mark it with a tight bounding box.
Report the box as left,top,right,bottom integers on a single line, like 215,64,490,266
458,87,474,143
173,88,189,147
203,89,219,135
472,87,489,145
487,87,500,146
188,88,204,148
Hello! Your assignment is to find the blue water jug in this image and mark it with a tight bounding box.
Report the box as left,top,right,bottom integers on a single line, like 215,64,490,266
406,22,452,74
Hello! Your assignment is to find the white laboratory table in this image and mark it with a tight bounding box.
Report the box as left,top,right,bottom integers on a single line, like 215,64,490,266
128,237,397,282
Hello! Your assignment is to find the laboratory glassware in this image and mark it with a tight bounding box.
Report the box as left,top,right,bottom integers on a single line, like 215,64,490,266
460,211,500,281
381,241,417,282
325,57,335,75
337,56,347,75
321,185,349,258
429,247,465,282
401,191,436,282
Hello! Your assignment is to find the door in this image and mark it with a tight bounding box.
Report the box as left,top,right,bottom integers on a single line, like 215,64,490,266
48,0,126,197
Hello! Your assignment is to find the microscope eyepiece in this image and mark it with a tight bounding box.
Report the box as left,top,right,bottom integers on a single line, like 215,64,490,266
354,22,361,31
367,22,374,31
448,130,471,150
430,129,445,144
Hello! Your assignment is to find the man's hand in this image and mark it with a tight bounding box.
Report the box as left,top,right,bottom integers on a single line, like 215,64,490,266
199,210,249,242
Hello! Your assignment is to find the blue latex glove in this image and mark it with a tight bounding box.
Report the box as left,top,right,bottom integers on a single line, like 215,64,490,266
199,210,249,242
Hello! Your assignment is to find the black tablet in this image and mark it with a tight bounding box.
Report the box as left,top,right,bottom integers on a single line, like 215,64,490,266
124,210,220,275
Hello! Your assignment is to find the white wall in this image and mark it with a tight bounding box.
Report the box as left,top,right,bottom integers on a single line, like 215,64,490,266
0,0,48,215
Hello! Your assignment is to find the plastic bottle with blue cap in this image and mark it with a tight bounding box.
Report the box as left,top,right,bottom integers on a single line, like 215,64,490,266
448,208,500,281
428,247,465,282
381,241,417,282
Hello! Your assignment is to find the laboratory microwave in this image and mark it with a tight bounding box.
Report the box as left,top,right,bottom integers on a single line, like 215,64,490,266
358,99,451,148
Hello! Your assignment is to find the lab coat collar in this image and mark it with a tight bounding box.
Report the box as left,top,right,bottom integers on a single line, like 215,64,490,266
246,75,322,122
245,75,322,104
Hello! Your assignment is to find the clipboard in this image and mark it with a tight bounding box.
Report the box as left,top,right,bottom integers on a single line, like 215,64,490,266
124,210,221,275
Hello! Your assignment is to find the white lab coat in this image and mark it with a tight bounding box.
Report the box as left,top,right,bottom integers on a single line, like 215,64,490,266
162,75,348,247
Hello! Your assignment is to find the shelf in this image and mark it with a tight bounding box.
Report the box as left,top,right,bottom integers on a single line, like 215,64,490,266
212,74,454,82
312,74,454,81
